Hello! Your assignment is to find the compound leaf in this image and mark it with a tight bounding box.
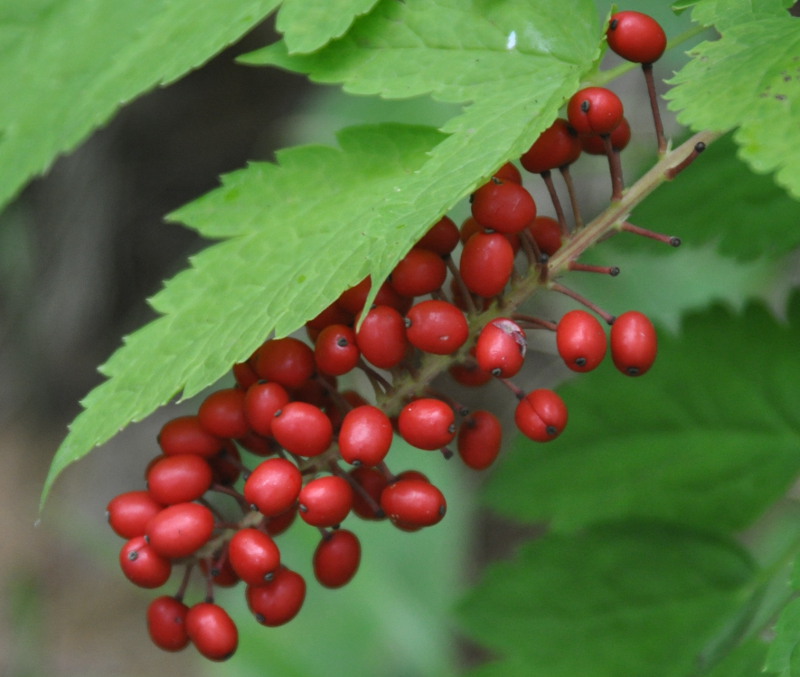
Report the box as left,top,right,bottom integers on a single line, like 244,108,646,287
276,0,381,54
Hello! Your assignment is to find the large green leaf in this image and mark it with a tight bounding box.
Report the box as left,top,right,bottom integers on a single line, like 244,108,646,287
667,3,800,198
0,0,279,213
484,298,800,533
276,0,381,54
458,522,756,677
766,598,800,677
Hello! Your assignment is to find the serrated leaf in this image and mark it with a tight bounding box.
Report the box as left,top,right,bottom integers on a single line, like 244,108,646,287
41,123,446,509
276,0,381,54
767,598,800,676
458,522,756,677
484,298,800,533
688,0,793,29
667,8,800,198
0,0,279,213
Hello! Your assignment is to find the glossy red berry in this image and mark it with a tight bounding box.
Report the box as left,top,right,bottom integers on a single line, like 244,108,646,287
471,179,537,234
264,505,298,536
520,118,582,173
271,401,332,457
314,324,360,376
306,301,353,332
338,405,394,467
146,454,213,505
107,490,163,539
556,309,608,372
185,602,238,662
607,11,667,64
475,318,527,378
416,216,461,255
398,398,456,451
348,466,389,520
228,528,281,586
380,478,447,528
390,247,447,298
200,554,240,588
337,276,409,316
449,359,494,387
247,567,307,627
147,596,190,652
493,161,522,184
514,389,568,442
198,388,249,439
567,87,625,136
243,381,290,436
356,304,409,369
405,300,469,355
298,475,354,527
158,415,223,458
119,536,172,588
457,410,503,470
146,502,215,560
528,216,563,256
313,529,361,588
610,310,658,376
254,337,315,390
581,116,632,155
459,231,515,298
244,458,303,517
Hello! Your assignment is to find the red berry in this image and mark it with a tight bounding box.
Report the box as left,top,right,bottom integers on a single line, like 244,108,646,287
581,117,632,155
186,602,238,662
200,554,240,587
459,231,515,298
520,118,582,173
247,567,307,626
298,475,354,527
146,502,215,560
271,401,333,457
556,309,608,372
338,405,394,467
567,87,625,136
228,528,281,586
147,596,190,652
528,216,563,256
390,247,447,298
337,276,409,316
380,478,447,528
146,454,213,505
405,300,469,355
264,505,298,535
306,301,353,332
232,360,259,390
610,310,657,376
314,324,360,376
158,415,223,458
243,381,290,436
348,466,389,520
514,389,568,442
475,318,527,378
119,536,172,588
198,388,249,439
607,11,667,64
449,360,494,387
107,490,163,539
254,337,315,389
244,458,303,517
397,398,456,451
493,162,522,184
356,305,409,369
313,529,361,588
471,179,537,233
457,410,503,470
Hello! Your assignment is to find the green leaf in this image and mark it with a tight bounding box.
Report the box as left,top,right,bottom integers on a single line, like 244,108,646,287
766,598,800,676
688,0,793,29
0,0,279,213
484,299,800,533
666,7,800,198
705,640,775,677
276,0,381,54
41,123,445,509
458,522,756,677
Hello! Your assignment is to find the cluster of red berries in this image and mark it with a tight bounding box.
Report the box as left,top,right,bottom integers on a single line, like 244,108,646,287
105,11,674,662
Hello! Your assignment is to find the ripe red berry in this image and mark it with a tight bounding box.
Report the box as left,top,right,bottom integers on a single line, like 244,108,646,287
397,398,456,451
185,602,238,662
348,466,389,520
528,216,563,256
147,596,190,652
610,310,658,376
475,318,527,378
244,457,301,516
306,301,353,332
247,566,307,627
119,536,172,588
459,231,515,298
271,401,333,457
416,216,461,255
405,300,469,355
338,405,394,466
514,389,568,442
107,490,163,539
471,179,537,233
581,117,632,155
607,11,667,64
158,415,223,458
313,324,360,376
556,309,608,372
493,162,522,184
146,502,215,560
337,276,409,316
200,554,240,588
228,528,281,586
356,304,409,369
198,387,249,439
313,529,361,588
380,478,447,528
520,118,582,173
390,247,447,298
254,337,315,389
298,475,354,527
449,360,494,387
243,381,290,436
146,454,213,506
567,87,625,136
457,410,503,470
